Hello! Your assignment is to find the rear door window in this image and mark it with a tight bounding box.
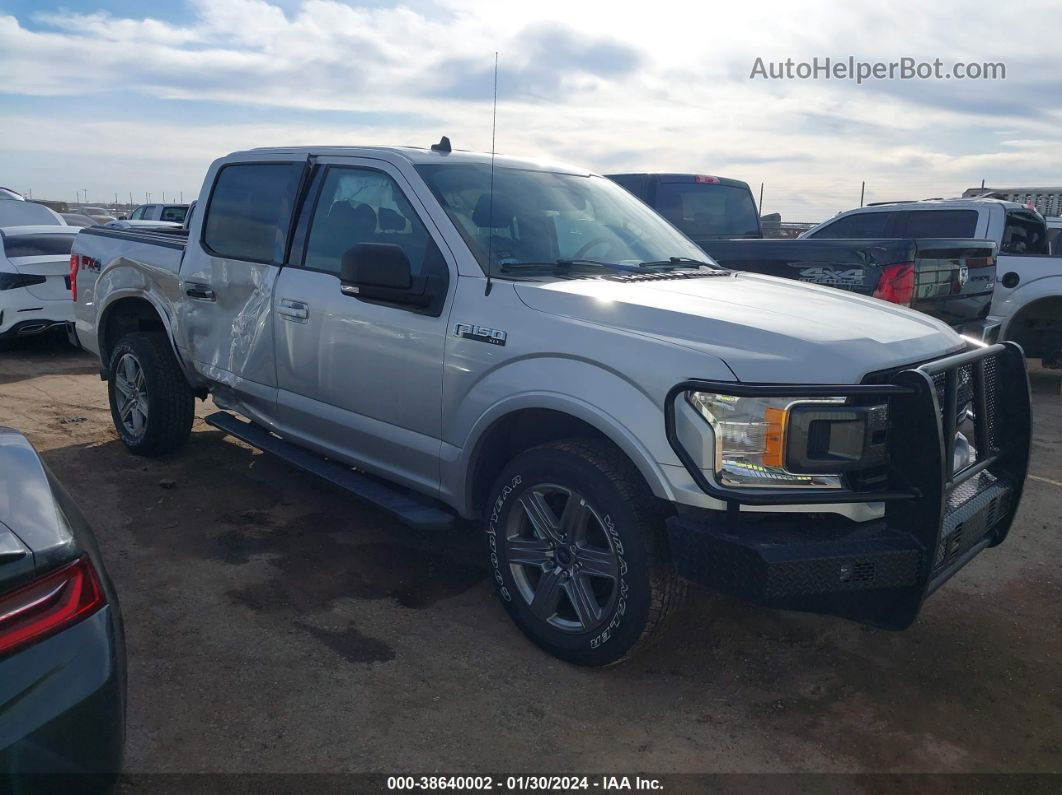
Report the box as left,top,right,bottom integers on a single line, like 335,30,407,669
902,209,978,237
654,182,761,238
1,233,77,257
203,163,303,263
809,211,899,239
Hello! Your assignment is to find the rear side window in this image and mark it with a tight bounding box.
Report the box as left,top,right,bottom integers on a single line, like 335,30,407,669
130,207,144,220
655,182,761,238
203,163,302,263
161,206,187,223
1,233,77,257
903,209,978,237
809,211,897,239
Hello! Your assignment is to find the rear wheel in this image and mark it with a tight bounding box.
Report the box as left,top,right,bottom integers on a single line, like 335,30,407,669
107,332,194,455
485,439,684,666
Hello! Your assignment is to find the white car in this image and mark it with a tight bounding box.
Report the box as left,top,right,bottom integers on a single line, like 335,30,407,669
0,225,78,342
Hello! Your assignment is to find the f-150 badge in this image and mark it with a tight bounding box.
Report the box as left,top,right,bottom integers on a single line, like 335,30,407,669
454,323,507,346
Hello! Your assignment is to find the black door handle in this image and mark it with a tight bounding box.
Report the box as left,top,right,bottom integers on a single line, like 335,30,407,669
185,285,216,301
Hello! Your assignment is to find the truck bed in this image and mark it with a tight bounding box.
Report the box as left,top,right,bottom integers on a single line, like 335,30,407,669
697,237,997,329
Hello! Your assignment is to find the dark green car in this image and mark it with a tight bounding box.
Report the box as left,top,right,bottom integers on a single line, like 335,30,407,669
0,427,125,791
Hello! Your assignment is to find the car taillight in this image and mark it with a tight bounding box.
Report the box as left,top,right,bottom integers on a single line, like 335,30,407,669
695,175,721,184
873,263,915,306
69,253,78,300
0,556,106,657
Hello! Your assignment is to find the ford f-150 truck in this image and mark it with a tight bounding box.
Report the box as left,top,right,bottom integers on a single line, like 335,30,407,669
802,198,1062,365
71,145,1032,666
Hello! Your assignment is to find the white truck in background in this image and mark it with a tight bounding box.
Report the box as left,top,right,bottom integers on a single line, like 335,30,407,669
802,198,1062,365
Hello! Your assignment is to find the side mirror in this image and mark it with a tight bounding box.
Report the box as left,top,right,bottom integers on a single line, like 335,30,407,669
339,243,430,308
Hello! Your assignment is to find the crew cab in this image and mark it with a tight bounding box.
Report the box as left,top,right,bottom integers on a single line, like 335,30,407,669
71,144,1031,666
802,198,1062,365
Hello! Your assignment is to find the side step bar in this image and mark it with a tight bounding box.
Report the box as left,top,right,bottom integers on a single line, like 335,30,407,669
204,411,455,532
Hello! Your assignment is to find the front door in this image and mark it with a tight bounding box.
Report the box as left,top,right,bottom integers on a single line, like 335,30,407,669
271,159,455,495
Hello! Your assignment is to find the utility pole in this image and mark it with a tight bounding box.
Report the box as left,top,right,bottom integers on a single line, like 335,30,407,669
180,191,183,203
146,192,150,203
860,181,865,207
758,182,764,214
129,192,134,207
981,178,985,189
83,188,89,205
162,191,166,202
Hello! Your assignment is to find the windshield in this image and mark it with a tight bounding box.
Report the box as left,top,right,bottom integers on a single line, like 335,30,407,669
415,163,712,274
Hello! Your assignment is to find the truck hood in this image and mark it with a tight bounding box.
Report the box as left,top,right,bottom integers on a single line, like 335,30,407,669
514,272,966,383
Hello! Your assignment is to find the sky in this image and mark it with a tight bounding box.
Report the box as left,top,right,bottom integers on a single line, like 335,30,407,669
1,0,1060,220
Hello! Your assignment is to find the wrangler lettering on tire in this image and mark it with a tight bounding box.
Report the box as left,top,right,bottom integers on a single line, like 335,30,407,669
485,439,685,666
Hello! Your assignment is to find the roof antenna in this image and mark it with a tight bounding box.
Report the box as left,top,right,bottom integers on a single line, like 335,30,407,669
485,51,498,296
431,136,451,153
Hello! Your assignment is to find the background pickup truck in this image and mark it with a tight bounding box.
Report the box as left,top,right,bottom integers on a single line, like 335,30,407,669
801,197,1062,364
71,144,1032,667
697,237,999,338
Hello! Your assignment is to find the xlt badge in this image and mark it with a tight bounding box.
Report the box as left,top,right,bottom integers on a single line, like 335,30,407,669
454,323,507,346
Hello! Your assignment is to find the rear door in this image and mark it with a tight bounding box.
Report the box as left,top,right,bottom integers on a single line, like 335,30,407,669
271,156,455,494
177,154,309,422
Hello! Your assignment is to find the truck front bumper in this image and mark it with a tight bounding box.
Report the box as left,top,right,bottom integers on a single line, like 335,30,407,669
664,341,1031,629
667,468,1014,628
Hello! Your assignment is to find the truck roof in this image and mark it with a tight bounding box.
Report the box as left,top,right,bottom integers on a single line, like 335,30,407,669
606,172,753,190
241,145,592,176
853,196,1038,214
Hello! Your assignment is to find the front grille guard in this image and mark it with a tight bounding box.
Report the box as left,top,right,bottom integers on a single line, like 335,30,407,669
665,341,1031,615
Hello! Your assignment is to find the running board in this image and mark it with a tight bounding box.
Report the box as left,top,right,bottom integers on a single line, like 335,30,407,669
204,411,455,531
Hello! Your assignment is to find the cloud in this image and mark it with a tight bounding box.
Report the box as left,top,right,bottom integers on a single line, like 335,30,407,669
0,0,1060,219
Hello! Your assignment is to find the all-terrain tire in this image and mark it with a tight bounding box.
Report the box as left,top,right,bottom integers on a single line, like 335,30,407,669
107,332,194,456
485,438,685,666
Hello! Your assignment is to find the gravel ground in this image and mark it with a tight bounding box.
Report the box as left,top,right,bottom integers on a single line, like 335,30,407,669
1,333,1060,777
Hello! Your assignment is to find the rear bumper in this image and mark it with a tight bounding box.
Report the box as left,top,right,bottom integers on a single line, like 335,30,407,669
0,294,74,338
954,316,1001,343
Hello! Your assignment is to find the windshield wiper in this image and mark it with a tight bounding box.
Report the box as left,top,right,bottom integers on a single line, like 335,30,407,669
498,259,644,274
637,256,717,268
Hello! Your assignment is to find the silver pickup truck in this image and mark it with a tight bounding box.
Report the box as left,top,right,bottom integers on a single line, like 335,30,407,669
71,144,1032,665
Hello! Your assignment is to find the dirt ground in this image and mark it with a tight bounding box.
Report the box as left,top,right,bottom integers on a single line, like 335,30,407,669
1,334,1060,777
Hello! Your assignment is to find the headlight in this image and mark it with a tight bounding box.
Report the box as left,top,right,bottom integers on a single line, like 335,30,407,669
687,392,849,489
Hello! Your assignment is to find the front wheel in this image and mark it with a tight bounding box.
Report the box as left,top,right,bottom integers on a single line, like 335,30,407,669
107,332,194,456
485,439,685,666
